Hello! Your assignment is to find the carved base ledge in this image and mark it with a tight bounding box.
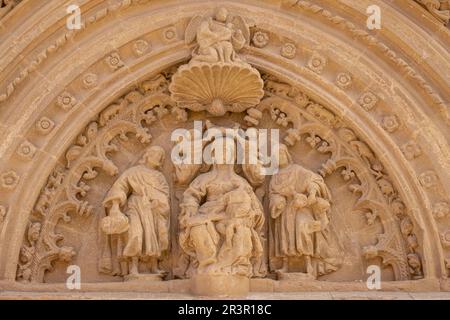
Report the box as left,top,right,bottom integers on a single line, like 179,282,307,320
0,279,444,295
190,274,250,297
276,272,316,281
123,273,164,282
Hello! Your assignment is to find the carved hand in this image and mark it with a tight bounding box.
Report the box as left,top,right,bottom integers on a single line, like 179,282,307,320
182,205,197,217
292,193,308,209
187,215,209,227
276,199,286,210
151,199,161,208
307,190,318,206
272,197,286,217
308,221,322,233
109,200,121,214
180,206,198,228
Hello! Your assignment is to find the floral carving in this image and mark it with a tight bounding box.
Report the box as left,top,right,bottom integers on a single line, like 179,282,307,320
381,115,400,133
252,31,269,48
58,246,76,262
419,170,438,188
306,103,341,128
358,92,378,111
284,128,301,146
401,141,422,160
270,107,289,127
1,170,19,189
133,39,150,56
433,202,449,219
336,73,352,89
162,26,177,42
294,92,309,108
105,52,124,71
172,107,188,122
36,117,55,135
441,230,450,247
16,140,37,160
57,91,77,111
244,107,263,126
365,210,378,226
82,73,98,89
307,52,327,74
280,42,296,59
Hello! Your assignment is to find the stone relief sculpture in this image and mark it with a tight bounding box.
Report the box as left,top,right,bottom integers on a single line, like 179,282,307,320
185,7,248,64
15,67,427,289
16,222,42,281
415,0,450,24
169,7,264,116
0,0,20,20
99,146,170,280
9,2,447,297
269,144,342,279
177,136,265,294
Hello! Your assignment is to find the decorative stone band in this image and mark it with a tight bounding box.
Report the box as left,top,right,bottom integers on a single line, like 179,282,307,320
0,0,448,128
414,0,450,25
0,0,140,105
291,0,449,125
0,0,22,21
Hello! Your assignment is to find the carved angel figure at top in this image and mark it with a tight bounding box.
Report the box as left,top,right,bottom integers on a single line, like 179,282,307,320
169,8,264,116
186,7,248,64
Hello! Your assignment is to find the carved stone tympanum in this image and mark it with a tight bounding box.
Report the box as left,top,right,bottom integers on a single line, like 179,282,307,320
2,1,449,299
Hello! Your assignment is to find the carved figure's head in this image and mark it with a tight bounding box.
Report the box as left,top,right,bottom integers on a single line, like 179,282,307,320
215,7,229,23
278,143,292,168
407,253,421,269
27,222,41,243
140,146,165,169
208,136,236,166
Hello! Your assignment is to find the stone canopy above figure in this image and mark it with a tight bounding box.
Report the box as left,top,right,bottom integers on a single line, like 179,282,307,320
169,7,264,116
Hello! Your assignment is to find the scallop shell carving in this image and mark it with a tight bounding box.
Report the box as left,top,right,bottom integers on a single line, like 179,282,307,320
169,62,264,116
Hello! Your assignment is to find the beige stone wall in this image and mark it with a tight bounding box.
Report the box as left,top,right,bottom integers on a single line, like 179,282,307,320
0,0,448,296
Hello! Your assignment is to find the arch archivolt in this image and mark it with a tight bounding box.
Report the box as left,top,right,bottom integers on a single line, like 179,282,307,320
0,0,448,290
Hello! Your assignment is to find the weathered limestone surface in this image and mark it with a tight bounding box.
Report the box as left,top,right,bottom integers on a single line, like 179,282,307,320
0,0,449,299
